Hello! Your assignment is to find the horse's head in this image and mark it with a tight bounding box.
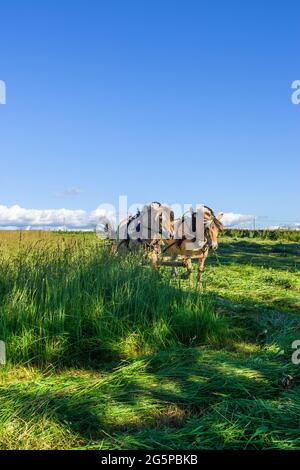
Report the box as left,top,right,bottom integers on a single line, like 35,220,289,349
204,209,224,250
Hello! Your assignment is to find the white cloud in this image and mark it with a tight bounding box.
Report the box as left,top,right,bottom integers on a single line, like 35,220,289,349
55,187,83,197
0,205,89,229
221,212,254,227
3,204,297,231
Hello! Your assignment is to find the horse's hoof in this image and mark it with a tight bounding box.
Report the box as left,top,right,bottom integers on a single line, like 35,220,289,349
181,271,191,280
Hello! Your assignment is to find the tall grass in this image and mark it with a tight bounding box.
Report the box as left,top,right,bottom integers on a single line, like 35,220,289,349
0,233,228,365
1,231,300,450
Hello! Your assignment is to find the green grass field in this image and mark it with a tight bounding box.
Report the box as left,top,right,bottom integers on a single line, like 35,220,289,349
0,230,299,450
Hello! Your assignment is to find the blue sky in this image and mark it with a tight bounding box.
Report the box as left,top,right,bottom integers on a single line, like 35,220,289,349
0,0,299,227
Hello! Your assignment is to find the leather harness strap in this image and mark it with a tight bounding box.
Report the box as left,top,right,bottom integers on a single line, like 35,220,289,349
162,208,215,254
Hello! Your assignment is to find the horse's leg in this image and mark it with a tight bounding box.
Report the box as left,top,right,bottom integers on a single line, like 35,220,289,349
172,267,178,277
110,243,118,255
197,248,209,286
147,245,160,268
181,256,193,279
112,240,125,255
171,261,179,277
113,238,131,255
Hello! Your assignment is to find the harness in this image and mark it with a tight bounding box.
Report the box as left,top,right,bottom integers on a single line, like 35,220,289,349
162,207,218,254
123,203,163,251
118,203,222,256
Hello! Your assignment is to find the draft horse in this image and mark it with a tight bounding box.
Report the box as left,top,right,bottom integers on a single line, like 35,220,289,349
157,206,224,285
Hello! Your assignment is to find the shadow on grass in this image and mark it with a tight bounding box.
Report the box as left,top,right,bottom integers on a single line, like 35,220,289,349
209,240,300,271
2,253,299,367
1,236,300,448
1,345,299,449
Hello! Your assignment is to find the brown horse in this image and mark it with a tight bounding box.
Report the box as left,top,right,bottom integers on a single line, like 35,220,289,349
113,202,174,259
157,206,224,285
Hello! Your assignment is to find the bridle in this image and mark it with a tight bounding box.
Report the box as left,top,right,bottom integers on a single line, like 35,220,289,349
118,203,223,255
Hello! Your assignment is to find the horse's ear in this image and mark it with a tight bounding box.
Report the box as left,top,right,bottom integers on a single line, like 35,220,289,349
216,212,224,221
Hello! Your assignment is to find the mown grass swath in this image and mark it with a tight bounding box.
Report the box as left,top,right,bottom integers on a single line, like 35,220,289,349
0,230,299,449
